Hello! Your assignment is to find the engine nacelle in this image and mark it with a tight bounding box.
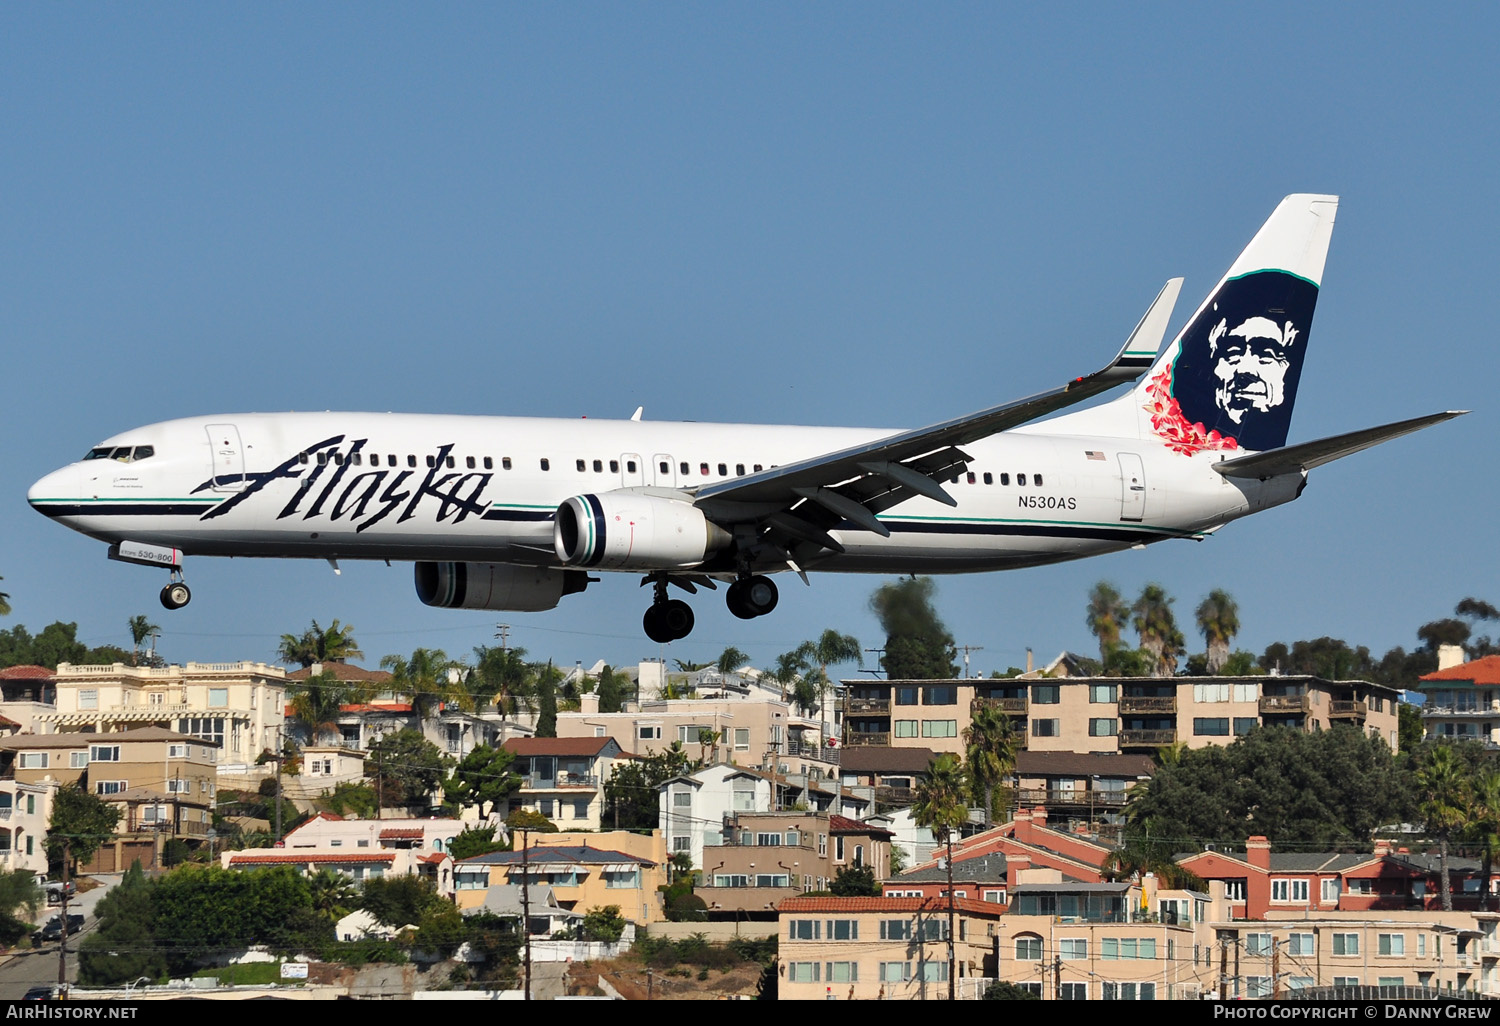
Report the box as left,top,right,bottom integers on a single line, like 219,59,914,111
554,492,729,570
414,561,588,612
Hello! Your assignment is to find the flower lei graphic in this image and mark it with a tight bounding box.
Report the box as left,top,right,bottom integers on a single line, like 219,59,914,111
1142,366,1239,456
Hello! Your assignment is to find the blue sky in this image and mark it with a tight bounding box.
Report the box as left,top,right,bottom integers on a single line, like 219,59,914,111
3,5,1496,677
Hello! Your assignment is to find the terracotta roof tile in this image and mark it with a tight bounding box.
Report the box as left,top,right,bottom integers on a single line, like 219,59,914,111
828,814,894,838
285,664,393,683
0,665,54,680
379,828,424,839
229,852,395,865
504,736,620,758
1420,655,1500,687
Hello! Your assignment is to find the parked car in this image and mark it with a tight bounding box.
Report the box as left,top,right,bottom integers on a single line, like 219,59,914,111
32,913,85,945
22,986,56,1000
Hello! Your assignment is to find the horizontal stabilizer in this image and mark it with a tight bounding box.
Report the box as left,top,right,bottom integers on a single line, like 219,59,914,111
1212,411,1467,480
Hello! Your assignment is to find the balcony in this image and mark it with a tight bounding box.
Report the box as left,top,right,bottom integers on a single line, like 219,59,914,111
522,773,599,790
875,785,914,805
1120,729,1176,747
1260,695,1310,715
1119,696,1176,715
784,739,840,765
1329,700,1368,722
1014,787,1129,809
844,697,890,715
846,732,890,747
973,696,1028,715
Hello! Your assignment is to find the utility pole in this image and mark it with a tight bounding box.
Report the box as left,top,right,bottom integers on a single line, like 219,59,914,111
57,840,71,998
520,827,531,1001
494,623,511,654
959,645,984,678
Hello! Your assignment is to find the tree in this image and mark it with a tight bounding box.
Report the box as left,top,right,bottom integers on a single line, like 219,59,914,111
1469,770,1500,911
1133,584,1185,677
1418,618,1472,654
1086,581,1130,662
830,864,880,897
380,648,456,721
1418,743,1469,912
768,648,810,704
360,874,445,928
596,663,627,714
469,645,536,721
534,662,559,737
365,729,449,807
913,753,968,1000
965,703,1019,827
715,646,750,679
286,670,353,745
1399,702,1426,754
149,864,316,972
78,863,165,986
448,825,510,861
278,619,364,668
603,743,693,830
45,784,122,874
127,615,159,667
0,577,9,617
0,869,43,947
870,577,959,679
805,629,862,743
984,980,1041,1000
308,868,358,924
505,808,558,833
580,905,627,942
443,744,521,818
1195,589,1240,674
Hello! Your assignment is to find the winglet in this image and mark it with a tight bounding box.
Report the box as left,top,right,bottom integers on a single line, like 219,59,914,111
1073,277,1183,392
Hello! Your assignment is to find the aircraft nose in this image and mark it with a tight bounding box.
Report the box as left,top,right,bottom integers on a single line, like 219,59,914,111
28,465,80,516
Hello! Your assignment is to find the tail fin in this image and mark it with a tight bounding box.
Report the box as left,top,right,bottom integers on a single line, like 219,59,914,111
1134,194,1338,453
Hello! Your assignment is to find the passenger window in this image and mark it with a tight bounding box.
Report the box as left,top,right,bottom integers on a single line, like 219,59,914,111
983,472,993,485
700,463,710,476
1017,473,1027,486
317,453,328,465
754,464,763,472
736,463,745,475
445,456,455,469
1034,474,1043,486
626,460,636,473
950,476,960,484
502,457,512,470
541,459,550,471
484,457,493,470
576,459,586,472
1000,473,1010,485
466,456,476,469
680,462,689,475
659,461,669,474
610,460,619,473
426,456,436,468
967,472,976,484
717,463,727,476
299,453,309,465
593,459,603,472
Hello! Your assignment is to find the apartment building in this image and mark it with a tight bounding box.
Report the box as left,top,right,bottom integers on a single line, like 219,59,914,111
842,674,1400,755
42,661,285,772
659,763,776,873
500,736,633,831
697,811,892,918
1013,750,1155,837
0,778,50,875
0,727,218,870
1416,651,1500,745
777,895,1006,1000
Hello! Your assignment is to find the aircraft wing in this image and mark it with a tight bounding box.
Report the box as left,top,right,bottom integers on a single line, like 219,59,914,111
1211,411,1468,480
692,279,1182,558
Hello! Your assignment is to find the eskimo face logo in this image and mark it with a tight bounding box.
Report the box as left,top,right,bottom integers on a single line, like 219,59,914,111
1209,314,1298,424
1149,269,1320,454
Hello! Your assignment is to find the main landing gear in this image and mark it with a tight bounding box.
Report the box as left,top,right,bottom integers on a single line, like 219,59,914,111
643,578,695,644
727,575,778,620
159,570,192,611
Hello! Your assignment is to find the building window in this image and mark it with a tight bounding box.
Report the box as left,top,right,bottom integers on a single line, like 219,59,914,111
78,689,98,710
94,780,126,795
878,961,910,982
1333,933,1359,955
919,961,948,982
1090,685,1117,703
879,919,912,940
789,919,819,940
827,920,857,941
1322,878,1341,902
167,744,187,758
1032,685,1060,704
920,720,957,738
1060,982,1088,1000
1288,933,1315,956
1233,717,1258,736
672,790,691,807
1244,977,1272,999
1031,719,1059,737
637,725,661,740
1225,879,1247,901
895,687,919,706
922,686,956,706
1244,934,1273,956
1089,718,1118,737
69,752,89,769
825,962,858,983
208,688,228,708
1271,878,1310,903
734,728,750,750
1015,935,1043,960
894,720,918,738
18,753,48,769
787,962,819,983
1101,982,1155,1000
732,787,756,812
1060,938,1087,960
1194,718,1230,736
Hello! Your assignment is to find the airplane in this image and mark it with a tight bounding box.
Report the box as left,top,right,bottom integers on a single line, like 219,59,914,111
28,194,1464,643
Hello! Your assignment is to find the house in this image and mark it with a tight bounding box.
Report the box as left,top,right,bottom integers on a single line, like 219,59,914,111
1416,651,1500,745
41,661,285,775
840,674,1401,755
899,807,1113,887
0,778,50,874
284,745,368,799
1012,750,1155,839
500,736,633,831
882,853,1009,906
0,665,56,733
659,763,776,873
453,842,664,925
838,745,934,809
697,812,893,919
1178,836,1488,919
278,812,473,857
777,895,1006,1000
223,847,455,896
0,727,219,871
461,883,582,937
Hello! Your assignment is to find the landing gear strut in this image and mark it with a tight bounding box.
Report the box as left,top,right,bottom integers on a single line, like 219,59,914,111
726,574,778,620
643,577,694,643
159,570,191,611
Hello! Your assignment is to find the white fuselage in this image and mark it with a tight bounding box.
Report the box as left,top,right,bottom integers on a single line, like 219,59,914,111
28,412,1301,576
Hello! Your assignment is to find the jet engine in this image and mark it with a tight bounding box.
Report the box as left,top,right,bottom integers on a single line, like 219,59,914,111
414,561,588,612
554,492,729,570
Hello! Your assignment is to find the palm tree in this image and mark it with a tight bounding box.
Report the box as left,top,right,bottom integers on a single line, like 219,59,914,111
127,615,159,667
1418,744,1470,912
1195,589,1240,674
964,704,1019,828
470,645,536,722
715,646,750,680
806,629,862,747
1133,584,1185,677
913,753,969,1001
0,577,10,617
278,619,364,668
286,670,351,744
769,649,810,704
1470,770,1500,911
308,868,358,924
380,648,456,721
672,659,710,672
1086,581,1130,662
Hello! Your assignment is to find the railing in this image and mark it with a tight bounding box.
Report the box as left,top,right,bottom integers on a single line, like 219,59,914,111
0,808,12,820
846,732,890,747
972,697,1028,714
1119,696,1176,714
784,740,840,765
1014,787,1129,808
875,786,914,804
1260,695,1310,714
523,774,599,789
1329,701,1368,719
844,698,890,715
1120,729,1176,746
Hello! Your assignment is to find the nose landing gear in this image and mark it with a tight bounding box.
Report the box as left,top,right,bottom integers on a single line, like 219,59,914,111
643,577,695,643
160,571,191,610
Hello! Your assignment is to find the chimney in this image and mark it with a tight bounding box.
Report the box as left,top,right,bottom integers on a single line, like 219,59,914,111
580,693,599,715
1438,644,1466,672
1026,648,1034,673
1032,806,1048,829
1245,835,1271,871
1013,807,1032,843
1373,839,1392,858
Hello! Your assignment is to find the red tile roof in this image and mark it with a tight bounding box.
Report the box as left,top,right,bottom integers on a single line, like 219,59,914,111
777,895,1005,917
829,814,894,838
1420,655,1500,687
0,665,53,680
379,828,424,840
338,703,413,714
504,736,620,758
228,852,394,865
285,664,393,683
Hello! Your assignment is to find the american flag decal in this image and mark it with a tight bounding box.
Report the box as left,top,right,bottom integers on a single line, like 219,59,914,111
1085,450,1106,461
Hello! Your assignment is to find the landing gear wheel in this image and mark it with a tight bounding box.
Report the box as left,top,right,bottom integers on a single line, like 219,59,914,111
727,580,756,620
661,599,695,640
643,605,673,644
160,582,191,610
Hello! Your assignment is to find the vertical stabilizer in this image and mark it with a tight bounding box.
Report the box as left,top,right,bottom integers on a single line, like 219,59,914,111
1133,194,1338,453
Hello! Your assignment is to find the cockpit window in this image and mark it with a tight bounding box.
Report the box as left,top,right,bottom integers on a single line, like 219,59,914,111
83,445,154,463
